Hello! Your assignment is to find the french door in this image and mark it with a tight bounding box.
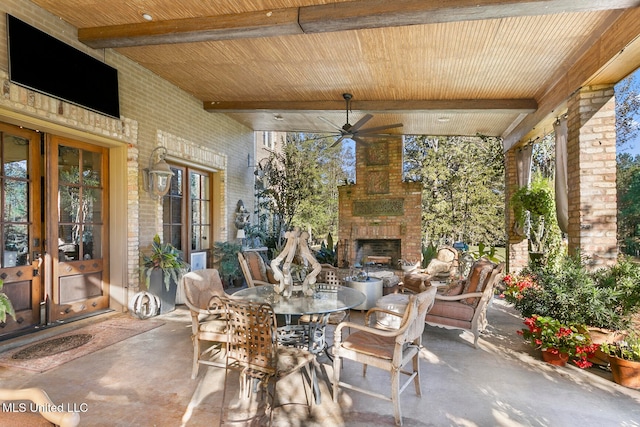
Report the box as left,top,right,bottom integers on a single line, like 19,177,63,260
0,124,42,336
0,126,110,337
47,136,109,323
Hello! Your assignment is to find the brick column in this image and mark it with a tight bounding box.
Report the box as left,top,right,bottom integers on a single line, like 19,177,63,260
505,148,528,273
566,85,617,267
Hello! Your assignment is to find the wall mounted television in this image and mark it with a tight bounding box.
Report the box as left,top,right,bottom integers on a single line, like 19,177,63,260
7,15,120,119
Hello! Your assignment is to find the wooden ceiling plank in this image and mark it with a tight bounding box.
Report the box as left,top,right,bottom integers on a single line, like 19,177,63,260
77,0,640,48
204,98,537,112
503,7,640,150
78,8,302,48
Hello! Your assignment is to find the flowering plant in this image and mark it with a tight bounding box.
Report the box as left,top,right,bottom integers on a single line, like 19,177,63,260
601,332,640,362
518,315,599,369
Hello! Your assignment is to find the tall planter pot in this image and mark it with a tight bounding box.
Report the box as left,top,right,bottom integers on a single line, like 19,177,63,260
609,356,640,389
148,269,178,315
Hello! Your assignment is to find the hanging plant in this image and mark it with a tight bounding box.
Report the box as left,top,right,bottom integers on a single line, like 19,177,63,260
510,176,556,253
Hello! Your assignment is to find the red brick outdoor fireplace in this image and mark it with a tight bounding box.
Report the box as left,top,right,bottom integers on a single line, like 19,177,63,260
337,136,422,268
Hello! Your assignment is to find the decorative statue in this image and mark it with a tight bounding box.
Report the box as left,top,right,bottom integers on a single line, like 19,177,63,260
270,227,321,297
234,200,250,238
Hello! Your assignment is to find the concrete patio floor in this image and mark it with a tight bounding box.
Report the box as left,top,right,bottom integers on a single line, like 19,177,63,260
1,297,639,426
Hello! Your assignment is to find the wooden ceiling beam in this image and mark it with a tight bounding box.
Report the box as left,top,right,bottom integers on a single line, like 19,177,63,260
300,0,640,34
78,0,640,49
78,8,302,48
203,99,537,113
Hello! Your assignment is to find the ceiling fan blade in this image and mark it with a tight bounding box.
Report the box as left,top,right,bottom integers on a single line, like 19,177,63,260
318,116,344,132
357,123,404,134
349,114,373,132
352,136,368,146
330,135,347,148
304,134,340,142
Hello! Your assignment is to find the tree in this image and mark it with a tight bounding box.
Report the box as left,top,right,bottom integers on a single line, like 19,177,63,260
293,136,354,242
615,72,640,256
256,134,319,242
403,135,505,246
615,73,640,153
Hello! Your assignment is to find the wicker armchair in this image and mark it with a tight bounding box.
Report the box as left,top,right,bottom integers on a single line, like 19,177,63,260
332,286,437,426
0,388,80,426
182,269,228,379
216,295,315,425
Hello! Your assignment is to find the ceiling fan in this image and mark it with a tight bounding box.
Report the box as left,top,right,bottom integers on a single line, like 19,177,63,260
315,93,403,147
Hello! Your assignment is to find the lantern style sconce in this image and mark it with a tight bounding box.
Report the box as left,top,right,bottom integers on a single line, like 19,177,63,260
143,146,174,199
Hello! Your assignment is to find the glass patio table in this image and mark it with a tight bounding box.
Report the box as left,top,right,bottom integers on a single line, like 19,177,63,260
232,283,365,403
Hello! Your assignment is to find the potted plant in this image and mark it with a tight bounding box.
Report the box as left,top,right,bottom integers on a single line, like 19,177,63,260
141,234,189,314
0,279,15,324
601,332,640,389
500,254,638,332
213,241,243,287
518,315,599,368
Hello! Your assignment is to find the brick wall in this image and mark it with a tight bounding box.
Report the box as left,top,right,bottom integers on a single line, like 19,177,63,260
338,136,422,267
566,85,618,267
0,1,256,303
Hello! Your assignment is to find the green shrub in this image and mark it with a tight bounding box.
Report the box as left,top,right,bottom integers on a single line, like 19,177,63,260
503,254,636,331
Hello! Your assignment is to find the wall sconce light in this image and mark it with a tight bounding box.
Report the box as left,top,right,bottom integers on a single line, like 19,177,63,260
143,146,174,199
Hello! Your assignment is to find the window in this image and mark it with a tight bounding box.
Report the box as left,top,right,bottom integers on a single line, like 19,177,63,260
163,165,213,264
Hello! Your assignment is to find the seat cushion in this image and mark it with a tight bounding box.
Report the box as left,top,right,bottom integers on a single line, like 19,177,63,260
461,261,494,306
199,318,226,333
439,281,464,296
341,331,395,360
276,346,315,377
428,300,475,321
245,252,268,282
425,313,472,330
0,412,54,426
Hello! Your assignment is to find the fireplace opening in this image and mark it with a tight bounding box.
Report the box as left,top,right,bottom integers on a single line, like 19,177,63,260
355,239,401,267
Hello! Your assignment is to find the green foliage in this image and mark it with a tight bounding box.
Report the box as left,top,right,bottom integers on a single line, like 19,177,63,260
421,242,438,268
520,315,598,368
141,234,190,291
404,135,505,246
470,243,502,263
591,256,640,318
502,254,639,331
617,153,640,256
213,241,243,285
257,135,322,241
615,73,640,150
510,174,561,257
314,233,337,266
601,331,640,362
0,279,15,324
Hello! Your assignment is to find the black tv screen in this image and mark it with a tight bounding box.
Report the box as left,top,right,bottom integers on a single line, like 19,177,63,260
7,15,120,119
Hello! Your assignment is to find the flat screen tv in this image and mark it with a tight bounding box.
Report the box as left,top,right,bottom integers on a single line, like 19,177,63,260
7,15,120,119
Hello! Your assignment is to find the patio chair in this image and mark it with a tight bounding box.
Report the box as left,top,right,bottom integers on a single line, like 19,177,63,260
299,264,349,326
238,251,277,288
332,286,437,426
0,387,80,426
425,259,504,348
217,295,315,425
402,246,458,293
182,268,228,379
